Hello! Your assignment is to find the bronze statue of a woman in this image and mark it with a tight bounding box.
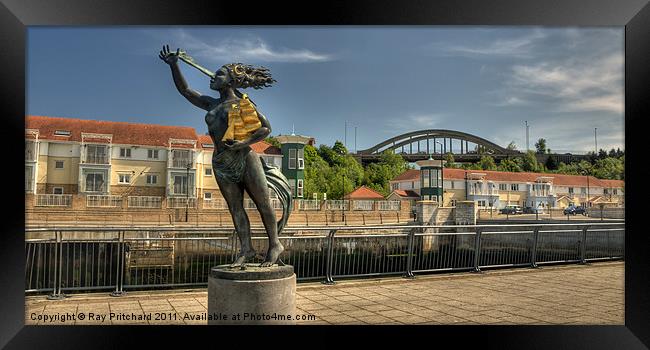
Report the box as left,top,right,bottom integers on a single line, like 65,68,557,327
159,45,292,267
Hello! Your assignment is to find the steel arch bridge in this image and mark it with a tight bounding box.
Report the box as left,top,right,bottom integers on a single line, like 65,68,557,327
355,129,522,164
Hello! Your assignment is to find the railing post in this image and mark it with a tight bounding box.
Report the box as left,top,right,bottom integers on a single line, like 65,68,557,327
111,231,127,296
403,228,416,279
472,228,483,273
47,230,65,300
322,230,337,285
530,228,539,268
579,225,589,264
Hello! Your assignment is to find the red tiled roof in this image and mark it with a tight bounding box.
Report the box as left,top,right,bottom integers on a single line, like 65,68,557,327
26,116,285,156
391,169,420,181
250,141,282,155
391,189,420,198
26,115,197,148
344,186,385,199
391,167,624,188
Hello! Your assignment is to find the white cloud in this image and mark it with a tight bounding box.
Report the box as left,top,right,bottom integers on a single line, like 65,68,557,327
507,52,623,114
383,113,447,134
434,29,546,58
159,29,334,63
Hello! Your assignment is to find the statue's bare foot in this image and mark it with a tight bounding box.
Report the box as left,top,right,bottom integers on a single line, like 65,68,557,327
260,243,284,267
230,250,256,268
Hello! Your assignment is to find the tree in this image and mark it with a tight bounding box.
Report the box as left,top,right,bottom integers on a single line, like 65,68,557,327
592,157,624,180
535,138,547,154
264,136,281,148
497,158,523,172
545,155,558,170
443,152,455,167
506,141,518,151
522,151,541,172
478,155,497,171
303,145,331,198
332,140,348,156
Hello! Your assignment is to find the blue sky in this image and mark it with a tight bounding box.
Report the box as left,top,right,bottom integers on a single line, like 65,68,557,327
27,26,624,153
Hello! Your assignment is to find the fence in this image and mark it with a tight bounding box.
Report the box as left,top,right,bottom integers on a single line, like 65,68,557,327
86,195,122,208
35,194,72,207
378,200,401,211
297,199,321,211
128,196,162,209
25,222,624,297
202,199,228,210
167,197,197,209
353,200,375,211
326,200,350,211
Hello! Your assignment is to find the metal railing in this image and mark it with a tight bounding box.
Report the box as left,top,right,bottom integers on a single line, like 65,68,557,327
87,195,122,208
167,197,197,209
353,200,375,211
202,199,228,210
128,196,162,209
83,155,110,165
378,200,401,211
326,200,349,211
35,194,72,207
25,222,624,297
297,199,321,211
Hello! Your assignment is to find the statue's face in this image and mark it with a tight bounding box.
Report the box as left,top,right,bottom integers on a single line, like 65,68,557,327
210,66,231,90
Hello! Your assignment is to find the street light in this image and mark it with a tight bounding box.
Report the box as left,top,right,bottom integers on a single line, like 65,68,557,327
186,162,191,222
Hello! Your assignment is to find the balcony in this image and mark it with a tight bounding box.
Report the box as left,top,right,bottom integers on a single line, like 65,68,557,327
25,142,37,162
167,197,197,209
128,196,162,209
168,149,194,169
86,195,122,208
84,154,110,165
35,194,72,207
468,189,499,196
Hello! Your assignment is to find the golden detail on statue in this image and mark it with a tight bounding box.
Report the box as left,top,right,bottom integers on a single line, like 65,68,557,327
222,94,262,141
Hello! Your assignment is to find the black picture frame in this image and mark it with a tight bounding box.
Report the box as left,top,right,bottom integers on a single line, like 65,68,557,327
2,0,648,348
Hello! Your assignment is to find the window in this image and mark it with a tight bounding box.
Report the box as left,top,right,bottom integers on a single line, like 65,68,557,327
205,168,212,176
450,181,455,189
411,181,415,188
581,187,586,194
297,179,304,198
297,148,304,169
85,173,105,192
288,149,297,169
173,174,193,195
146,174,158,185
391,183,399,191
422,169,430,187
147,149,159,159
120,148,132,158
288,179,295,196
478,200,486,207
55,160,64,169
86,144,108,164
568,187,574,194
510,184,519,191
499,183,508,191
53,187,64,195
54,130,70,136
450,199,457,207
613,189,618,195
204,192,212,200
603,188,609,194
118,174,131,184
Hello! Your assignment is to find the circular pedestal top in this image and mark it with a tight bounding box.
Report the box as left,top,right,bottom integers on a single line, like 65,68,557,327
211,264,294,280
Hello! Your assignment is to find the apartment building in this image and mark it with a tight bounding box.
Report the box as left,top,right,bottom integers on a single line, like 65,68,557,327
25,116,295,209
389,168,624,209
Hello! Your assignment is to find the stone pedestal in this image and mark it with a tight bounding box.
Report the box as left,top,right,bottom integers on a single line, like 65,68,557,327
208,264,296,325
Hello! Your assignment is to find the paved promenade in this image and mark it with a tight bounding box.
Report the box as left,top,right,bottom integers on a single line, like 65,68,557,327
25,261,624,325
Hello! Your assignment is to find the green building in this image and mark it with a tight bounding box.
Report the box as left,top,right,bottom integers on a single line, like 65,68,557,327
276,134,312,198
416,158,444,202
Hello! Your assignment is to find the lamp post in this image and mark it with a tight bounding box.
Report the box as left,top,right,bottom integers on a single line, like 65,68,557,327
186,162,190,222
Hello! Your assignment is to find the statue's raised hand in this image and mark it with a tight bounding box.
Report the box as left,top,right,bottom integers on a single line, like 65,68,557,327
159,45,181,65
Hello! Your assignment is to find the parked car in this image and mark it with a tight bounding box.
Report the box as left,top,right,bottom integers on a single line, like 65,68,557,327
524,206,545,214
564,206,587,216
500,205,523,215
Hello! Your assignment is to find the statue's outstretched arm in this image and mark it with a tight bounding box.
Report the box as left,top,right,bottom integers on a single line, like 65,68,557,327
159,45,214,111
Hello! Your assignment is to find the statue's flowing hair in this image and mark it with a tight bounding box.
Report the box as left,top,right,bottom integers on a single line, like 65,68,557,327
224,63,276,90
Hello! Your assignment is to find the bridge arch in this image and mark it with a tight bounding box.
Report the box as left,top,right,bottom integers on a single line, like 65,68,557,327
357,129,520,156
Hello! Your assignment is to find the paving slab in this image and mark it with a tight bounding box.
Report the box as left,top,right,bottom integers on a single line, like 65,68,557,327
25,261,624,325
